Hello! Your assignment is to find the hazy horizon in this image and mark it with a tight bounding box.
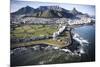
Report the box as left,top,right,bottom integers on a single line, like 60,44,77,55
11,1,95,16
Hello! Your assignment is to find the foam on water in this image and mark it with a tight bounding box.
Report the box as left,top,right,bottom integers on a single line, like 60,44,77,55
73,33,89,55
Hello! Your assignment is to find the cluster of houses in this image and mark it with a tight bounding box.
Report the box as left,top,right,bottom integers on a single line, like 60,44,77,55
68,17,92,25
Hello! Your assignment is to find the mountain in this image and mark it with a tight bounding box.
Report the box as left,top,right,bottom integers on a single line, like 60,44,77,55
71,8,83,15
71,8,79,15
11,6,35,15
11,5,89,18
37,6,68,12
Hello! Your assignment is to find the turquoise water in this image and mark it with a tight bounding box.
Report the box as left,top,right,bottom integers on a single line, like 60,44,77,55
73,25,95,61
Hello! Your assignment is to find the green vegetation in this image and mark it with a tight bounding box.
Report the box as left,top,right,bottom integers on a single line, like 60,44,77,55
11,38,66,48
11,48,81,66
11,24,58,38
11,34,71,49
11,24,71,49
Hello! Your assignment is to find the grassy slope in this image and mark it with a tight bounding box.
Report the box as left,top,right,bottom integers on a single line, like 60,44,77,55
11,24,71,49
11,24,57,38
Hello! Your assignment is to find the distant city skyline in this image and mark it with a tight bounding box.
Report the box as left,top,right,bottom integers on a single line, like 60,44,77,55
11,0,95,16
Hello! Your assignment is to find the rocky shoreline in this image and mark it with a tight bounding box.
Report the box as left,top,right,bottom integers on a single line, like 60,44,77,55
11,42,81,66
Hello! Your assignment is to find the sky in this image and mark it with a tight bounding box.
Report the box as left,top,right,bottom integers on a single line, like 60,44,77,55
11,0,95,16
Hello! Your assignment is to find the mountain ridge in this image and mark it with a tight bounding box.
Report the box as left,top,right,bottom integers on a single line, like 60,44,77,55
11,5,87,18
